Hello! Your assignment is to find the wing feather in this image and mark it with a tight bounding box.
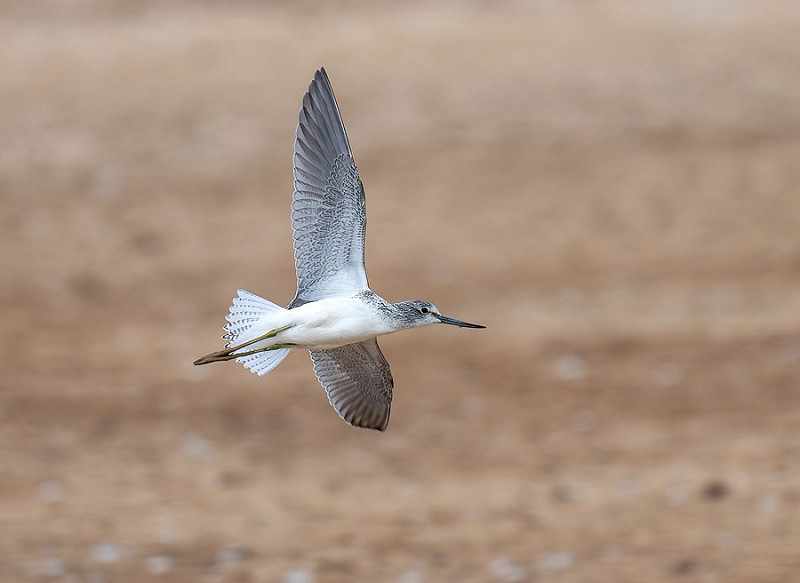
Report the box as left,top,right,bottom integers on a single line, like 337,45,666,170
290,68,369,308
310,339,393,431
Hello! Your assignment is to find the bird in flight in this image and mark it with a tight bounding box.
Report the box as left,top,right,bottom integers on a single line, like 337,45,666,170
194,68,484,431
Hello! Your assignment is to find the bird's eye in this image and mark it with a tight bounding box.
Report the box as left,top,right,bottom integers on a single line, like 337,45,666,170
419,307,430,314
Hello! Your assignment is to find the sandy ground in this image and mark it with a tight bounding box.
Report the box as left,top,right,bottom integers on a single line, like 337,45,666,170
2,1,800,581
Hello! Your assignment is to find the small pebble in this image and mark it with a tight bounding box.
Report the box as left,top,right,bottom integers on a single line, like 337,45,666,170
89,543,123,564
397,568,425,583
757,493,780,514
702,481,729,500
537,550,574,572
665,484,690,507
554,354,586,380
23,557,65,578
489,557,526,582
181,434,213,459
282,569,314,583
214,545,253,571
673,558,698,575
615,477,641,500
554,481,586,503
38,480,64,504
727,470,750,492
145,555,174,576
154,510,181,544
41,557,65,577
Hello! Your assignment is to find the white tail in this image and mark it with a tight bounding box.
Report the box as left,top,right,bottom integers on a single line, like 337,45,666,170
224,289,290,376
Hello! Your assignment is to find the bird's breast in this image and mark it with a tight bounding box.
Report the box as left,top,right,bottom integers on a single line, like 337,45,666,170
283,296,394,350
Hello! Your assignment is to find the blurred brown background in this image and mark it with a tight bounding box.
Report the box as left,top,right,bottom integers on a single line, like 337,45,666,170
2,1,800,582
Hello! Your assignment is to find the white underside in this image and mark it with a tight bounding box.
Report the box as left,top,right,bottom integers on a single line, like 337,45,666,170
232,293,396,353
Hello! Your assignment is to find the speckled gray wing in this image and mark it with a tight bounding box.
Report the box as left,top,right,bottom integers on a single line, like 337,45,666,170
310,339,393,431
290,68,369,308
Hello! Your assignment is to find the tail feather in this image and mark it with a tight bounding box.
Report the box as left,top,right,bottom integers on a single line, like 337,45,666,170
223,289,286,344
235,348,290,376
216,289,292,376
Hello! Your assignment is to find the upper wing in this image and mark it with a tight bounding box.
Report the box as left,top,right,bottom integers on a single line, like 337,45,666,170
310,339,393,431
290,68,369,308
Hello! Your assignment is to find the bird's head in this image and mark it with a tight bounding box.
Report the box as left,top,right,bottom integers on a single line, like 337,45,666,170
393,300,485,330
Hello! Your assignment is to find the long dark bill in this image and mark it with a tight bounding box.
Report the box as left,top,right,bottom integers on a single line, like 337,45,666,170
437,315,486,329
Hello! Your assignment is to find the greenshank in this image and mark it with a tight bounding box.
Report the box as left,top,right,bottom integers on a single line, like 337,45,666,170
195,68,484,431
